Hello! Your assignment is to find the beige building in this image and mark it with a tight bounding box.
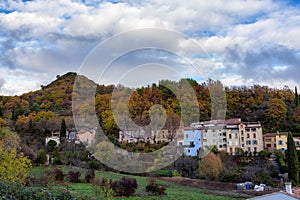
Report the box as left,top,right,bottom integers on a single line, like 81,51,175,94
76,129,96,147
263,132,289,152
191,118,263,155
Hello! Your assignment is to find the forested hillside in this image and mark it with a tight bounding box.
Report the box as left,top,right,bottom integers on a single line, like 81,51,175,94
0,72,299,139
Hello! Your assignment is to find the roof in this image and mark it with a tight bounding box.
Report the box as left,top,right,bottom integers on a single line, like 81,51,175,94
247,192,299,200
264,132,289,137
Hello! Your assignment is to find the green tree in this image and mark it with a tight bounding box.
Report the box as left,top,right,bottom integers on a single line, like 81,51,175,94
36,149,47,165
287,132,299,184
295,86,299,106
60,119,66,143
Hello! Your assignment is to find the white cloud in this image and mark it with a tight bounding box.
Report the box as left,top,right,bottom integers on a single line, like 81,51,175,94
0,0,300,95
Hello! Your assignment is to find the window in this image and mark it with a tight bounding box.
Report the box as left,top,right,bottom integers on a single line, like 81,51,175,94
190,142,195,147
241,130,244,135
266,144,271,148
229,141,232,146
246,140,251,145
254,147,257,152
219,145,222,148
179,142,182,146
186,134,188,139
253,133,256,138
241,137,244,142
252,140,257,145
247,134,250,138
241,144,244,148
235,133,238,139
248,147,251,152
265,138,271,142
229,134,232,139
278,140,284,145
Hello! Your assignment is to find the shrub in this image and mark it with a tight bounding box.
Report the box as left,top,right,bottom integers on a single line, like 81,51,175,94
85,169,95,183
67,171,81,183
54,168,65,181
110,177,138,197
0,182,75,200
145,179,166,195
36,149,47,165
93,177,114,199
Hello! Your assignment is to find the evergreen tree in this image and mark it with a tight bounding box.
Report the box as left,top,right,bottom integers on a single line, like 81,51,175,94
28,119,34,133
295,86,299,106
287,132,299,184
60,119,66,142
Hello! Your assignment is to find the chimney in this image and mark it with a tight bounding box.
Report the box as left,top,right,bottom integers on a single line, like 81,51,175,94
285,182,292,194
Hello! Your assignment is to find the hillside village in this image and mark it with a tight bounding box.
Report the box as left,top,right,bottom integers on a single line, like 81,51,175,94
1,73,300,199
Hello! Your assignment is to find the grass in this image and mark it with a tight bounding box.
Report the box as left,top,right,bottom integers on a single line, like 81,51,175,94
29,166,249,200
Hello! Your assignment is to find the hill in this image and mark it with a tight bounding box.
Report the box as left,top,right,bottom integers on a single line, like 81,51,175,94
0,72,299,137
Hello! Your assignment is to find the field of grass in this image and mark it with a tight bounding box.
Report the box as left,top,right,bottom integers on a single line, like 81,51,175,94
29,166,250,200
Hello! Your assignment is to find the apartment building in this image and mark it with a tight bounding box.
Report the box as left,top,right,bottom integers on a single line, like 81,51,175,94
177,128,202,156
190,118,263,155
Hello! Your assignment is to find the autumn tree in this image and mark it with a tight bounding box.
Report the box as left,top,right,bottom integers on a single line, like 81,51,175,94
0,127,32,184
287,132,299,184
267,98,287,130
199,152,223,180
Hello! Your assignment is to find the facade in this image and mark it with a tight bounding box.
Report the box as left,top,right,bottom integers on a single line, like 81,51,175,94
294,137,300,150
226,120,263,155
119,128,183,144
190,118,263,155
263,132,288,152
76,129,96,147
178,128,202,156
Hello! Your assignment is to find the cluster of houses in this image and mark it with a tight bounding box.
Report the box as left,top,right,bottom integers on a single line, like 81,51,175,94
118,118,300,157
45,129,96,147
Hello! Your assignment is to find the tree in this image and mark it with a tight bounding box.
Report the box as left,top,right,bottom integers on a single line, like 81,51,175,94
0,127,32,184
267,98,287,129
287,132,299,184
295,86,299,106
36,149,47,165
199,152,223,180
60,119,66,143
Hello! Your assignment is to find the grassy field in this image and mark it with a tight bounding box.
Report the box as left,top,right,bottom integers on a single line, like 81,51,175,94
29,166,250,200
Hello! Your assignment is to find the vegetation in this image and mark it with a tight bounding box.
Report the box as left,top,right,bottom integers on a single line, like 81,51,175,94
287,132,299,184
0,127,32,185
199,152,223,180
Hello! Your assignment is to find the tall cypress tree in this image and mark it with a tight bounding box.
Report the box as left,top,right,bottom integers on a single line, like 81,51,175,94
287,132,299,184
295,86,299,106
60,119,66,143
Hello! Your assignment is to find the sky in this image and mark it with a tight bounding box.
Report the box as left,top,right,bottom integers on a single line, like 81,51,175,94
0,0,300,95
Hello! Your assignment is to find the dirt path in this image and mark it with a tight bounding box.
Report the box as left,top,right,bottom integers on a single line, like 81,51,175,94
157,177,280,197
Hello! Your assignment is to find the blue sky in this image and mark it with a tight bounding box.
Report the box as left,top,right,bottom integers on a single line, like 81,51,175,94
0,0,300,95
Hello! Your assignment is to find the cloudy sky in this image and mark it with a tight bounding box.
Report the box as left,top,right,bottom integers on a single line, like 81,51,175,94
0,0,300,95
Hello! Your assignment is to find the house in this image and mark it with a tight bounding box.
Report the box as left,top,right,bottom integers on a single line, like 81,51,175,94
76,129,96,147
178,128,202,156
293,137,300,150
247,192,299,200
119,127,183,144
118,128,146,143
263,132,288,152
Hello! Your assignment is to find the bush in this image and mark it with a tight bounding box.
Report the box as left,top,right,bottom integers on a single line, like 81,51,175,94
54,168,65,181
145,179,166,195
92,177,114,199
110,177,138,197
85,169,95,183
36,149,48,165
67,171,81,183
0,182,75,200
